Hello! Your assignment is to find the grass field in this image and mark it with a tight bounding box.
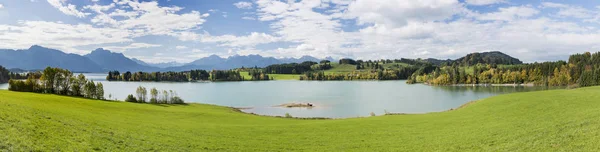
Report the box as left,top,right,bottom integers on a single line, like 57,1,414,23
2,87,600,151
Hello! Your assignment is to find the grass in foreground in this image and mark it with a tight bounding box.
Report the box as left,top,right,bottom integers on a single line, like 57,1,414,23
1,87,600,151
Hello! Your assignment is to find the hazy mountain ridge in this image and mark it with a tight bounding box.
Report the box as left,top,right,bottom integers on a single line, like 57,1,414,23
0,45,336,72
84,48,158,72
0,45,104,72
131,58,185,68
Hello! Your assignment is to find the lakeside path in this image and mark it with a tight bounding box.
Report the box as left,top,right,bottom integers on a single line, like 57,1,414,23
1,87,600,151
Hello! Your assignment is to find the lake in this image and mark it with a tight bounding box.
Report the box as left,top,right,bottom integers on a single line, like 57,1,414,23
0,73,559,118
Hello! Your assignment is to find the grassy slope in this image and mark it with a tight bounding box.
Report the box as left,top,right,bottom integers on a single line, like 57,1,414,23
2,87,600,151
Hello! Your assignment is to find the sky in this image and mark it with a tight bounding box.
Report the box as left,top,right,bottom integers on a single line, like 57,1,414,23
1,0,600,63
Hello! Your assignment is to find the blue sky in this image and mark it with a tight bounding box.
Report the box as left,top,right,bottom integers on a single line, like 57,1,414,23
1,0,600,63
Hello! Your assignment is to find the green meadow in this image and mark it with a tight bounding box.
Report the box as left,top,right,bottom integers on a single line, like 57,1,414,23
1,87,600,151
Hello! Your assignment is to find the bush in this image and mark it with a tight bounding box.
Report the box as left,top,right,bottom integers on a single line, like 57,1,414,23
285,113,292,118
170,96,185,104
370,112,376,117
125,94,137,103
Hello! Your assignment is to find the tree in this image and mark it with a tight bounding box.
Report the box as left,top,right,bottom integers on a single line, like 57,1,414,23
96,82,104,100
70,74,86,96
0,66,10,83
162,90,169,104
125,94,137,102
40,67,58,93
83,80,97,98
150,87,159,103
136,86,147,103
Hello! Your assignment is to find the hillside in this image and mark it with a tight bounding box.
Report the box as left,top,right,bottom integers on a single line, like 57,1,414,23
1,87,599,151
454,51,523,66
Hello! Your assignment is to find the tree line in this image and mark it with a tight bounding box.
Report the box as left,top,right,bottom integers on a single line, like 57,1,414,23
125,86,184,104
106,70,266,82
300,67,418,81
408,51,600,87
8,67,104,100
0,66,43,83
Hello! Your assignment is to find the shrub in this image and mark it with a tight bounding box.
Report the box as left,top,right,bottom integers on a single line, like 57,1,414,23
370,112,376,117
125,94,137,103
285,113,292,118
170,96,185,104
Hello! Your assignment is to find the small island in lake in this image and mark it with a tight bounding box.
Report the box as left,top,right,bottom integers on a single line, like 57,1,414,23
275,103,315,108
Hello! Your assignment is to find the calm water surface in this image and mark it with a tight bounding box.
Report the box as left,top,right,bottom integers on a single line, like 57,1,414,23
0,73,558,118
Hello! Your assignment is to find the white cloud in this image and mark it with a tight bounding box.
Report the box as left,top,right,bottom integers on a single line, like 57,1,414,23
5,0,600,63
0,21,132,54
201,32,280,47
476,6,539,21
542,2,594,19
345,0,462,27
102,43,162,52
465,0,505,6
47,0,89,18
97,0,208,36
255,0,353,58
296,44,316,51
242,16,256,20
234,1,253,9
0,4,4,9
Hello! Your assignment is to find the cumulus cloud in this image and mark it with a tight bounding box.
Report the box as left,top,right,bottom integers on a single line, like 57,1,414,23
345,0,462,27
46,0,89,18
85,0,209,36
234,1,253,9
4,0,600,62
0,21,132,54
200,32,280,47
476,6,539,21
542,2,594,19
0,0,210,55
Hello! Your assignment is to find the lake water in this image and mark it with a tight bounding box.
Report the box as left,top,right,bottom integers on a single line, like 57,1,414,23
0,73,558,118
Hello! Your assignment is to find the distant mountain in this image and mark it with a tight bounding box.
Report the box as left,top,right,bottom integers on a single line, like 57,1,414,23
280,55,320,63
188,55,226,66
454,51,522,66
424,58,453,65
166,54,329,71
131,58,184,68
0,45,104,72
84,48,158,72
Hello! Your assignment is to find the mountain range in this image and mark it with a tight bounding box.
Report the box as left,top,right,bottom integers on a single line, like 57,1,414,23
0,45,522,73
0,45,336,72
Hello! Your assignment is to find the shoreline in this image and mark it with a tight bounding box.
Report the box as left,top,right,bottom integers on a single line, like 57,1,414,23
448,83,535,87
